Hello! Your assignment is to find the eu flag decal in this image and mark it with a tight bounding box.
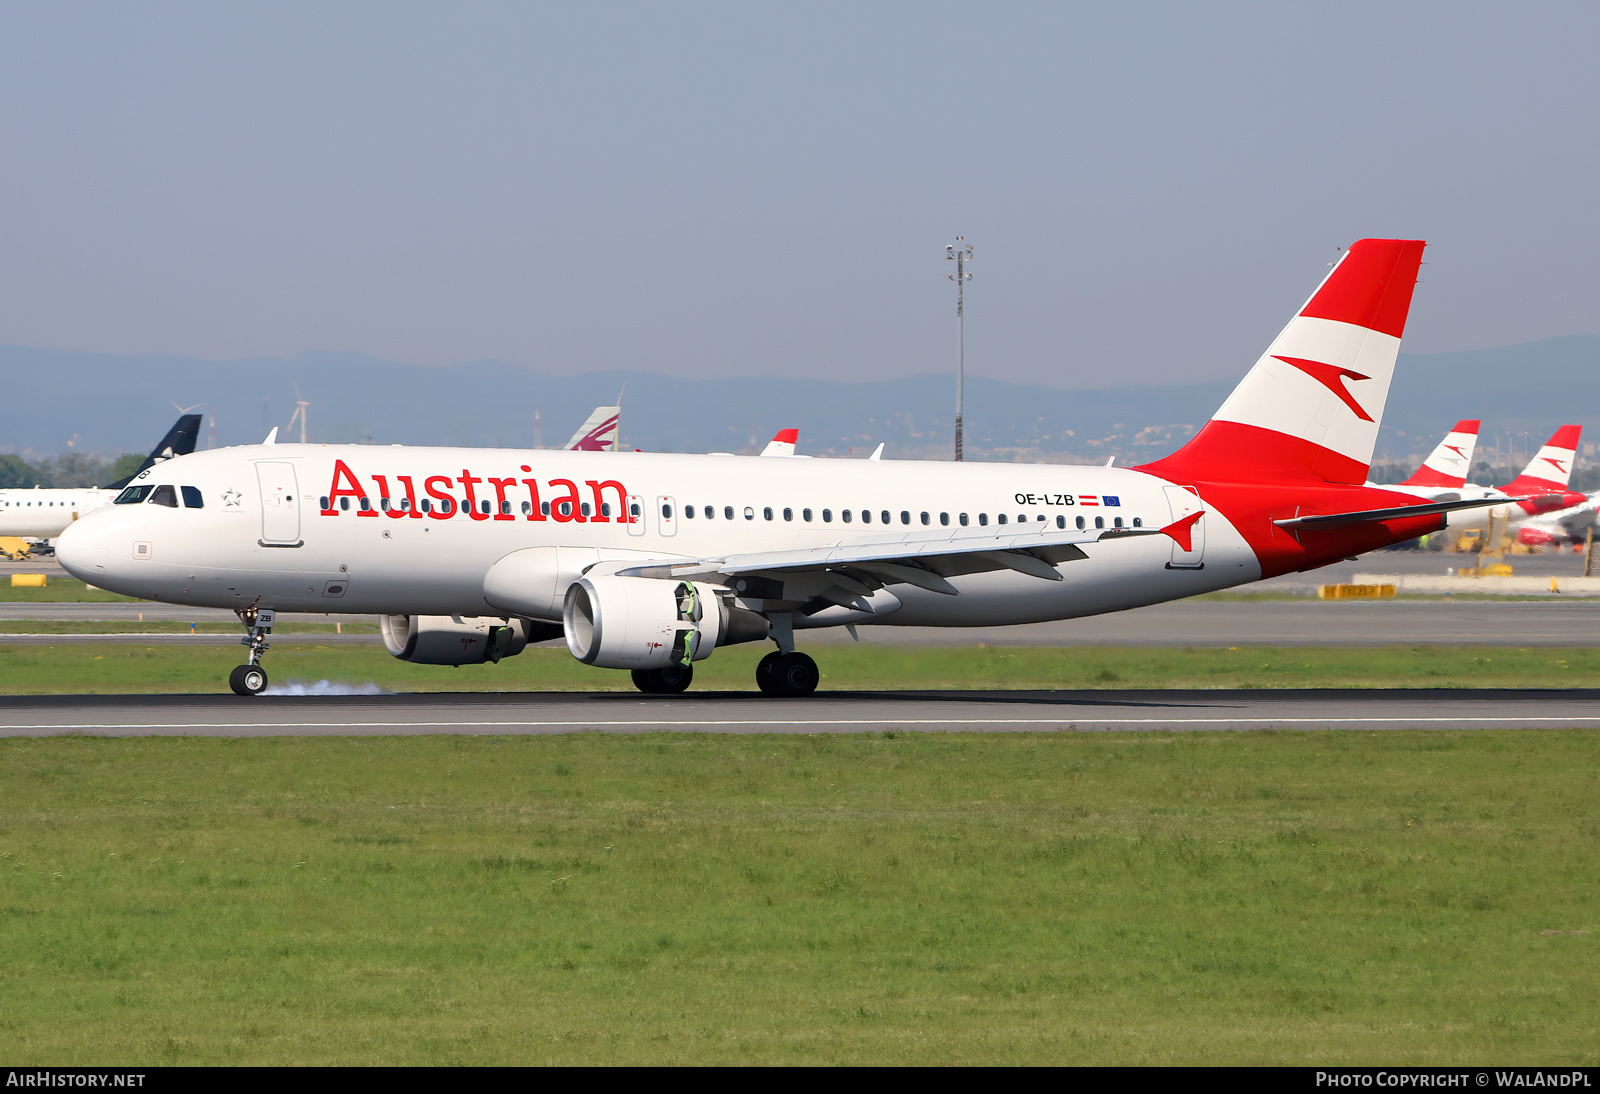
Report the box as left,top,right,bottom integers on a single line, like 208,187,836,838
1102,496,1121,507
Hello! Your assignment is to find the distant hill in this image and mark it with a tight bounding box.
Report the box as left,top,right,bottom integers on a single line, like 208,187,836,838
2,335,1595,469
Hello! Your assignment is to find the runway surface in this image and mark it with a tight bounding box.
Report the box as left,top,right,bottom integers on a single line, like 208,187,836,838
4,688,1599,736
5,598,1600,646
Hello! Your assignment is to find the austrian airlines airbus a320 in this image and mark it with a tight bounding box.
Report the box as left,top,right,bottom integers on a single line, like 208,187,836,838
55,239,1544,697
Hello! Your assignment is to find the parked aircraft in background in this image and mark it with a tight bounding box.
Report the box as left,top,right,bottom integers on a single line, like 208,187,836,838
566,405,620,451
58,238,1530,698
1494,426,1597,544
760,429,801,457
1376,421,1590,540
0,415,201,545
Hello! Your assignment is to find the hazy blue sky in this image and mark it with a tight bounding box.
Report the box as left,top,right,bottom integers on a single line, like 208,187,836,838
1,2,1595,388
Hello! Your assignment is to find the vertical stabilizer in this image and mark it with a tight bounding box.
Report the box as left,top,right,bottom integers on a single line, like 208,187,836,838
1139,238,1426,485
566,406,621,452
1399,419,1480,488
1501,425,1582,494
760,429,799,457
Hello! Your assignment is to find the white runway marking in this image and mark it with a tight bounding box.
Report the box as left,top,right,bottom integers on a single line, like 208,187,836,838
8,716,1600,731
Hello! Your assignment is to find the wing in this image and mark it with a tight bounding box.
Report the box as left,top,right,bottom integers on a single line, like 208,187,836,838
612,518,1180,613
1273,495,1534,530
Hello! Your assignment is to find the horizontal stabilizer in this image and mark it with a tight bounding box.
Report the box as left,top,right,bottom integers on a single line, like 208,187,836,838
1273,495,1535,531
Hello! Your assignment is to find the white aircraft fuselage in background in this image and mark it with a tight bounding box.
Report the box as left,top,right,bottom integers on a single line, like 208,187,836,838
0,488,114,538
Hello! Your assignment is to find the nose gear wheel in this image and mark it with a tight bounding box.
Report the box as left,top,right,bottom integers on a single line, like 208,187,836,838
229,664,269,696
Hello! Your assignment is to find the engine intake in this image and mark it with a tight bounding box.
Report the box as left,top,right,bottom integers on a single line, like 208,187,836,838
380,614,559,665
563,575,766,670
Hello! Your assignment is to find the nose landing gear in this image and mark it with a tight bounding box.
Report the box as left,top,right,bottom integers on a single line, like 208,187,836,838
229,607,275,696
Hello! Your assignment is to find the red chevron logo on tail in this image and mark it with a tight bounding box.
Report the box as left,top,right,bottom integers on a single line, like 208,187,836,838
1272,356,1374,422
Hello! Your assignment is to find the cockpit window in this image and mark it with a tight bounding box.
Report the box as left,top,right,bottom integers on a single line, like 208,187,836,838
181,486,204,509
115,486,153,505
149,485,179,508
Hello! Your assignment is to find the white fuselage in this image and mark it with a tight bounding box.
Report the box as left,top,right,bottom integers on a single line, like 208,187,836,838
55,444,1263,627
0,488,116,538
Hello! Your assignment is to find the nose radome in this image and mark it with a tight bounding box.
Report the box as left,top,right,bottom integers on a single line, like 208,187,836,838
55,516,110,582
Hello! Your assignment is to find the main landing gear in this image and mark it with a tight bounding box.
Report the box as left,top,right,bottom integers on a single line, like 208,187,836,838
632,664,694,694
229,607,275,696
755,651,819,697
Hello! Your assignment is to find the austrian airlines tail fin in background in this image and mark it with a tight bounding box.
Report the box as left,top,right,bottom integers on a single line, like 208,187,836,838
1501,425,1582,495
103,413,203,490
566,406,621,452
1399,419,1480,489
760,429,799,457
1139,238,1426,485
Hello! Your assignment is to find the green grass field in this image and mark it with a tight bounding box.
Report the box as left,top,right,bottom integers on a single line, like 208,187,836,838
1,730,1595,1064
0,578,136,602
0,641,1596,694
0,620,376,635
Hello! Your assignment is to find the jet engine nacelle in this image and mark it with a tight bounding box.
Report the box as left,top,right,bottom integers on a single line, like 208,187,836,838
380,614,559,666
562,575,768,670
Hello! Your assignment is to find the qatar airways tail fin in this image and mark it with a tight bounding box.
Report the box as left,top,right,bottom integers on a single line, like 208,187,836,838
760,428,799,457
1399,419,1480,489
1501,425,1582,494
566,406,620,451
1138,238,1426,485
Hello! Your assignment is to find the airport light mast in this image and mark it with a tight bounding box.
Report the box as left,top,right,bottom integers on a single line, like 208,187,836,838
946,238,973,461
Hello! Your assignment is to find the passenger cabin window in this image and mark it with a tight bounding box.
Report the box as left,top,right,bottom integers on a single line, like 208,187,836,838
803,508,813,521
1114,517,1123,528
1076,516,1086,530
685,505,695,518
320,495,330,510
1133,517,1142,527
783,508,793,521
149,485,179,508
662,503,673,519
822,509,833,522
940,512,949,526
1094,516,1104,529
360,497,372,512
860,510,869,523
339,496,350,511
763,507,773,520
522,501,533,515
505,500,516,515
997,514,1007,525
540,501,550,516
724,506,734,520
959,513,968,526
884,511,893,525
744,507,755,521
978,514,988,526
115,486,153,505
1056,515,1066,529
842,510,853,523
181,486,203,509
380,498,392,512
